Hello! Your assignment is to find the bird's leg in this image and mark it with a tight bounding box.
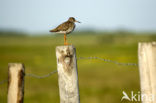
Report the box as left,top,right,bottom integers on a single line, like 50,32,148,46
64,33,68,45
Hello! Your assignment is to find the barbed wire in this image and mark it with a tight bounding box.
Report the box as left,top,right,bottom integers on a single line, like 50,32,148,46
77,56,138,66
0,70,57,85
0,56,138,85
25,70,57,79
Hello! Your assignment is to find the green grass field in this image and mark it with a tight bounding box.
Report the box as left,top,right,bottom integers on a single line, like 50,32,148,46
0,32,156,103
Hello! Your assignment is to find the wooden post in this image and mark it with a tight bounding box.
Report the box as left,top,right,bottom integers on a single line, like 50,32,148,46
7,63,25,103
138,42,156,103
56,46,80,103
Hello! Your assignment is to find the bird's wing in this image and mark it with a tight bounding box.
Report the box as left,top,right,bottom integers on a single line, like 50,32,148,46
50,21,70,32
57,22,70,31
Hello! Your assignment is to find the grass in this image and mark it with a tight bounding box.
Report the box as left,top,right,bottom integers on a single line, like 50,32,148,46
0,32,156,103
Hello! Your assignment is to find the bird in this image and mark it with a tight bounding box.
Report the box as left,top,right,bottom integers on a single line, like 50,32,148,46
49,17,80,45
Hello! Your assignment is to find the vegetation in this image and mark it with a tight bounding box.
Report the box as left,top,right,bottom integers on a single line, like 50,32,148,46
0,32,156,103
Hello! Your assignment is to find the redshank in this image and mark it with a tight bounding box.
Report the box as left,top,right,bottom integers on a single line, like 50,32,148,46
49,17,80,45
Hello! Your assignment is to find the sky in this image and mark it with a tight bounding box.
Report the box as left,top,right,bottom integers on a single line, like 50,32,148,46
0,0,156,33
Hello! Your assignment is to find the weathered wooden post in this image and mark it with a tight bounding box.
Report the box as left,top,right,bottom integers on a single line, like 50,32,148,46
7,63,25,103
56,45,80,103
138,42,156,103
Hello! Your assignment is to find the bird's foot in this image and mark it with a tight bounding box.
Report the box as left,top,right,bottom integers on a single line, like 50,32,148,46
64,42,68,45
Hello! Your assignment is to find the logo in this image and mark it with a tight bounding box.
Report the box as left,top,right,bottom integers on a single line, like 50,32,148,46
121,91,155,102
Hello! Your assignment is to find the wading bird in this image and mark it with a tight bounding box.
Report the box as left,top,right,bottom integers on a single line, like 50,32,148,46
49,17,80,45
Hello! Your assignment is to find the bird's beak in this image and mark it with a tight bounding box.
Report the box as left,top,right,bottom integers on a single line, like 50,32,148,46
75,20,81,23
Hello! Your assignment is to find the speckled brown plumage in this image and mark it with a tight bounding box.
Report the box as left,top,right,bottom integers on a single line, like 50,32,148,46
50,17,80,45
50,20,75,34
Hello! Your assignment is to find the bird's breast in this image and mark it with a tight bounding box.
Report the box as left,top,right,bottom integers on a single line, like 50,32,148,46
66,24,75,34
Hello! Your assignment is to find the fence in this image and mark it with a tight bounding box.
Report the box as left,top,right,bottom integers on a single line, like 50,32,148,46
0,42,156,103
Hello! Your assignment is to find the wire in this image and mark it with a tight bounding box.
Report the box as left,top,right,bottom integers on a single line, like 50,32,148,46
77,56,138,66
0,56,138,84
25,70,57,79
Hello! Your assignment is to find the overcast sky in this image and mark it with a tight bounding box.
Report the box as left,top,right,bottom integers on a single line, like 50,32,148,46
0,0,156,33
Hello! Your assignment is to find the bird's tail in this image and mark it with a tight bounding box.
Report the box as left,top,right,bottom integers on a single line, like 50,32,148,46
49,29,57,32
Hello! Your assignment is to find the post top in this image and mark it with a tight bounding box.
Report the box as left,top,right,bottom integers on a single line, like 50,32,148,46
56,45,75,49
139,42,156,46
8,63,24,67
8,63,25,71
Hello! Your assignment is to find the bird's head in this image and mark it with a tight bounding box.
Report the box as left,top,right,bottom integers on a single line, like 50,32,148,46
68,17,81,23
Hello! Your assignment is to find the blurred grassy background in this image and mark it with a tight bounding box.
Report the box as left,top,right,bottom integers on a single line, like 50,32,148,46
0,31,156,103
